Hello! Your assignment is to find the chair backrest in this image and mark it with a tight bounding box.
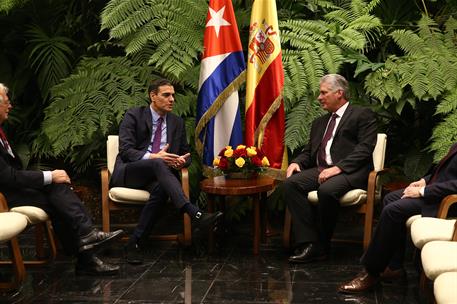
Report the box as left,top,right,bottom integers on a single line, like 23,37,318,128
373,133,387,172
107,135,119,174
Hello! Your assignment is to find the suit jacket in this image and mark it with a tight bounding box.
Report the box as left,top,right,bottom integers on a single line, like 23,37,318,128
421,143,457,216
292,104,377,188
110,106,191,186
0,137,45,198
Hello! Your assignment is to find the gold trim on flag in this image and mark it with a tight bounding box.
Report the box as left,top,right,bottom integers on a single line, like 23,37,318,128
195,71,246,158
254,90,283,148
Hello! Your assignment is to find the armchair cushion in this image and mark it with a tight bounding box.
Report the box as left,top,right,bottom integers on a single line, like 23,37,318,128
411,217,456,249
421,241,457,280
109,187,150,204
434,272,457,304
0,213,28,242
308,189,367,207
10,206,49,225
406,215,421,229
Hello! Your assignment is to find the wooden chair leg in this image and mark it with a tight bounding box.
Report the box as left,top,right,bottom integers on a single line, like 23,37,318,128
283,207,292,249
181,213,192,246
0,237,26,290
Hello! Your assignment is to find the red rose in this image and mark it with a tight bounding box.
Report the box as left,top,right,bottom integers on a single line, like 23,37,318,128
233,148,247,158
218,147,227,157
251,156,262,167
218,157,229,170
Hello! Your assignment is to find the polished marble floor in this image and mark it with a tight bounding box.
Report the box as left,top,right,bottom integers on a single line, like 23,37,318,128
1,220,428,304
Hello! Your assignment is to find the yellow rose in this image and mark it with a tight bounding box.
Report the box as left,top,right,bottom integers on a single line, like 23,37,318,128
225,145,232,150
246,147,257,157
235,157,245,168
213,158,220,166
249,146,257,150
236,144,246,150
261,156,270,167
224,148,233,157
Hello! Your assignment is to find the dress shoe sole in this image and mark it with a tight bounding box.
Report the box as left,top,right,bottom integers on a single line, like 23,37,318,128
288,254,328,264
337,283,378,294
79,230,123,252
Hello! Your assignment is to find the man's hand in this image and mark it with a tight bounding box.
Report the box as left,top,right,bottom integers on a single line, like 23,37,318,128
408,178,426,188
401,185,422,199
318,166,342,184
51,170,71,184
170,153,190,170
286,163,301,178
150,144,180,163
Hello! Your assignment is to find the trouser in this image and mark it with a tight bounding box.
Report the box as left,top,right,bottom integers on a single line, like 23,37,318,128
283,167,352,249
121,158,189,241
6,183,93,255
361,189,424,275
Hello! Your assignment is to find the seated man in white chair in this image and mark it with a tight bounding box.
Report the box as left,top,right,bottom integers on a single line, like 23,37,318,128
111,78,222,265
282,74,377,263
0,83,123,275
339,142,457,293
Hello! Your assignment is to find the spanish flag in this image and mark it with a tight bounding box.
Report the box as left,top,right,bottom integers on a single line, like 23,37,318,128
245,0,286,172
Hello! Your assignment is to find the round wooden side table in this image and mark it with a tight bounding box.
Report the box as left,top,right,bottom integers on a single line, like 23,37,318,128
200,175,276,255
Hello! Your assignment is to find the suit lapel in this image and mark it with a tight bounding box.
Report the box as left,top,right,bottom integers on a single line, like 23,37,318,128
334,104,353,136
143,106,153,139
167,115,177,151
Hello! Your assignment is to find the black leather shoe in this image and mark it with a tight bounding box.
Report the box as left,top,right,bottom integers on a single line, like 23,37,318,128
75,255,119,276
288,243,328,264
192,211,223,232
124,243,143,265
78,229,123,252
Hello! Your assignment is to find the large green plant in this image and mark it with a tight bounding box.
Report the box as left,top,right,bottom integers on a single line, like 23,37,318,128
280,0,382,152
364,15,457,162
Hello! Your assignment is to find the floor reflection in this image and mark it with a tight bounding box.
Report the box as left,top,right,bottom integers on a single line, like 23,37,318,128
1,226,422,303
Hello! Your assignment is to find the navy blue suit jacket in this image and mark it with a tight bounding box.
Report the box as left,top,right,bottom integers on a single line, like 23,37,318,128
110,106,190,186
421,143,457,216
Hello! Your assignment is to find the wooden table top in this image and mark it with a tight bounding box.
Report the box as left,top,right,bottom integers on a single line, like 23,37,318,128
200,175,276,196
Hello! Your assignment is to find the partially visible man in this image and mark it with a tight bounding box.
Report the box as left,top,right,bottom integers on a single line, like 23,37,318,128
283,74,377,263
0,83,123,275
111,78,222,264
338,143,457,293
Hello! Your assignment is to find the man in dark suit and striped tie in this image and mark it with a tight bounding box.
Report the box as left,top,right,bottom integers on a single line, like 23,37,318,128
339,143,457,293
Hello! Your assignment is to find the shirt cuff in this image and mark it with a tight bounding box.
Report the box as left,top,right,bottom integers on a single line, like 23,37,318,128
43,171,52,185
419,186,425,197
142,152,151,160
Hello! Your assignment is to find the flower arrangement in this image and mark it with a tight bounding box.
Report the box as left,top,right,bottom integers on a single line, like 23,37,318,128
213,144,270,177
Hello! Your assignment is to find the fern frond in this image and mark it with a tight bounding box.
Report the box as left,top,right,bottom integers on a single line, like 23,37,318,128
390,30,426,56
317,43,344,73
435,90,457,115
430,112,457,162
337,28,366,50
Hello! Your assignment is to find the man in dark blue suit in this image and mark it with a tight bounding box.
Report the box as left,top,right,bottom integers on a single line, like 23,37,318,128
0,83,123,275
111,78,221,264
284,74,377,264
339,143,457,293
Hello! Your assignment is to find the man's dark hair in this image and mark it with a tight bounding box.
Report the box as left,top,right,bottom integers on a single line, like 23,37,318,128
148,78,173,95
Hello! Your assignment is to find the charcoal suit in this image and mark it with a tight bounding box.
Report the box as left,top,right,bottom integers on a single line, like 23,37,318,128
0,134,93,255
284,104,377,249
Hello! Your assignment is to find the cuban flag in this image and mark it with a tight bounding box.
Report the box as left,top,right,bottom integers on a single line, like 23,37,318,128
195,0,246,167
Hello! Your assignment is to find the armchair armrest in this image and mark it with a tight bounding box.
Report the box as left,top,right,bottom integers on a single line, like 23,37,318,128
0,192,9,212
437,194,457,219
